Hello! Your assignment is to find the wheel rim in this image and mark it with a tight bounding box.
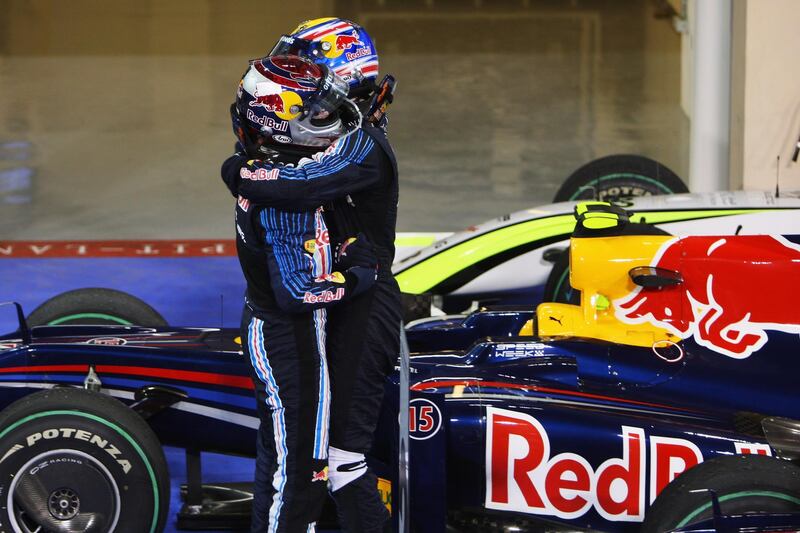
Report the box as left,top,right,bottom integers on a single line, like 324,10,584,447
8,449,121,533
48,488,80,520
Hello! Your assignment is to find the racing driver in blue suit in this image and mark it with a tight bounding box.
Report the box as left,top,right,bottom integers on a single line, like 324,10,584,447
222,18,400,533
225,54,380,532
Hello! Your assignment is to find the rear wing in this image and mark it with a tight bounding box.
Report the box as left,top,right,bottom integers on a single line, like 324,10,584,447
0,301,31,344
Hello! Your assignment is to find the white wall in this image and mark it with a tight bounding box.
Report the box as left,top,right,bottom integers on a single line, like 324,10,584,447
730,0,800,191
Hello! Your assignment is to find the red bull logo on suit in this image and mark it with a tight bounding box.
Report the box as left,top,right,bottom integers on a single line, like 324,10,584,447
615,235,800,358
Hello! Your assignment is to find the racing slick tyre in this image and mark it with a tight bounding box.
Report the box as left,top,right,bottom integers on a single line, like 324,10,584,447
553,154,688,203
27,287,168,327
641,454,800,533
0,387,170,533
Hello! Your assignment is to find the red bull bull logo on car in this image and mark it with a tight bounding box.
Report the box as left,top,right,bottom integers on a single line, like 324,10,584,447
615,235,800,359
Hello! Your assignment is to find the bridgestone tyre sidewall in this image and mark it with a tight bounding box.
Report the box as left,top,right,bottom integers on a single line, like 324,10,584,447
26,288,168,327
553,154,688,203
0,388,169,533
641,454,800,533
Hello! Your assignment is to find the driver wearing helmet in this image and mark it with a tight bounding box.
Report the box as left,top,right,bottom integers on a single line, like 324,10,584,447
222,19,400,533
226,54,379,532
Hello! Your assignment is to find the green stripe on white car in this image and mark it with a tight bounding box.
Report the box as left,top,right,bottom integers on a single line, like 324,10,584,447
395,209,764,294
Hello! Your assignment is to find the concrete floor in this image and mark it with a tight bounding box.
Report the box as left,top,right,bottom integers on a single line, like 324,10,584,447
0,0,688,239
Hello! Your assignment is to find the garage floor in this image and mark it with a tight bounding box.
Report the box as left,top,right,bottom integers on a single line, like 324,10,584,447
0,0,688,240
164,447,252,533
163,447,345,532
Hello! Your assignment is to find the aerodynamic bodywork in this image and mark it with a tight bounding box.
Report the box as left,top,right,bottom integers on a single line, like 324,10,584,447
395,190,800,313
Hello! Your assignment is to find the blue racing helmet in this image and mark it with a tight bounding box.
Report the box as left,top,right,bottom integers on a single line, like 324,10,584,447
231,54,353,154
269,18,379,99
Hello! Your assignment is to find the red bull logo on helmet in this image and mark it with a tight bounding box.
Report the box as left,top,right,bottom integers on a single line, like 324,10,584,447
247,81,302,121
249,93,284,113
335,30,363,50
320,30,366,59
615,235,800,359
245,109,288,132
345,47,371,62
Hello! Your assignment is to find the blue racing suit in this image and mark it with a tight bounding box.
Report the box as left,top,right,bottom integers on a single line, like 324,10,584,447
222,123,400,533
228,153,377,532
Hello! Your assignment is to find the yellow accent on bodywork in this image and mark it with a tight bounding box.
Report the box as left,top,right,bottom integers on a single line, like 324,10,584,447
537,235,682,347
396,214,576,294
518,318,535,336
395,235,438,248
582,211,621,229
575,201,610,215
396,209,761,294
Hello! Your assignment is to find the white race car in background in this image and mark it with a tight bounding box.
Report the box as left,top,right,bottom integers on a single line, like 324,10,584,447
395,189,800,318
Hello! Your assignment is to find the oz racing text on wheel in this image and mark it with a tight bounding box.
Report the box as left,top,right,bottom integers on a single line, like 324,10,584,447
0,388,170,533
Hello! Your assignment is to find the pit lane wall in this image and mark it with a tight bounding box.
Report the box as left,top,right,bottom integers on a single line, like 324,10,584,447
0,234,444,330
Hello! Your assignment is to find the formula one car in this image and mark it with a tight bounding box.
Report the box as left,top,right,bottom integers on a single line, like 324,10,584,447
399,202,800,531
395,189,800,317
2,203,800,532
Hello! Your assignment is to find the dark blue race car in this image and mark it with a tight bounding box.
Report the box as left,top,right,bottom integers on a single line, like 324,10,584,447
1,203,799,532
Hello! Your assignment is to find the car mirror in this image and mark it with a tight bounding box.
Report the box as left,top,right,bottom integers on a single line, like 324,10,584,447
629,266,683,288
0,301,30,344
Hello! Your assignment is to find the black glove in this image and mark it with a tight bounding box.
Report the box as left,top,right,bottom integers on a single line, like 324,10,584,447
335,233,377,270
343,264,377,296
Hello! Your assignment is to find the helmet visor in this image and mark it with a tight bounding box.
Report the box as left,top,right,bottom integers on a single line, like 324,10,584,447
269,35,326,61
252,55,349,120
308,65,349,118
